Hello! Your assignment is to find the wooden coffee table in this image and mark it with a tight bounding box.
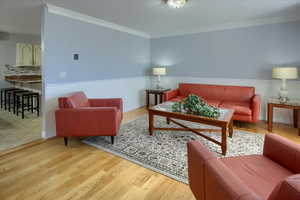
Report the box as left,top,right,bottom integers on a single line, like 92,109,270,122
148,102,234,155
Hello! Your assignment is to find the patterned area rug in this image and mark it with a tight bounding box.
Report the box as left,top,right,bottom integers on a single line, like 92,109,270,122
83,115,264,184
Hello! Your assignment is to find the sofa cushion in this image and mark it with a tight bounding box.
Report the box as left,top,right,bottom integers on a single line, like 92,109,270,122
220,155,293,199
220,101,252,116
232,114,252,123
66,92,90,108
205,99,221,107
179,83,226,100
169,96,186,102
178,83,255,102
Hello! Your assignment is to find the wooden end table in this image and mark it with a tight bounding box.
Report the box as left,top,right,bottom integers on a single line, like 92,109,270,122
148,102,234,155
267,98,300,135
146,89,170,108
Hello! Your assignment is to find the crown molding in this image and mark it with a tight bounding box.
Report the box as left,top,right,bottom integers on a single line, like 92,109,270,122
152,15,300,38
46,4,150,39
45,3,300,39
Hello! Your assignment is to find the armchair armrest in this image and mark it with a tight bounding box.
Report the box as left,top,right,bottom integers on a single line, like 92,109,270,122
89,98,123,117
251,94,261,122
267,174,300,200
164,89,179,101
55,107,119,137
188,141,261,200
263,134,300,173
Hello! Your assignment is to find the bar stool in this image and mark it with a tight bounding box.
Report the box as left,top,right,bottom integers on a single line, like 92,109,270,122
1,88,23,110
0,88,14,109
6,89,28,113
28,93,40,117
16,92,40,119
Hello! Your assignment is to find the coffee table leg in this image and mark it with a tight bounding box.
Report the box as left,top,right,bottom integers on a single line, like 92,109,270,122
221,126,227,155
267,103,273,132
166,117,170,124
149,111,154,136
229,120,233,138
146,91,149,108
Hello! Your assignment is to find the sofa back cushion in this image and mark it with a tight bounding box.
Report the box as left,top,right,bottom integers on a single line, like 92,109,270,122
223,85,255,102
178,83,255,102
58,92,90,108
267,174,300,200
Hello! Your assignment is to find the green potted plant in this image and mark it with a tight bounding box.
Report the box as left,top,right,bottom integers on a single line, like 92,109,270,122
172,94,220,118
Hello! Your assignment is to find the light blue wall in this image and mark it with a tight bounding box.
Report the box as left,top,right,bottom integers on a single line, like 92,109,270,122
151,21,300,80
44,12,150,84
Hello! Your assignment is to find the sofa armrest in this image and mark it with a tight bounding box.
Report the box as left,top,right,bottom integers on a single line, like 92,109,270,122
251,94,261,122
55,107,119,137
89,98,123,117
263,134,300,173
267,174,300,200
164,89,179,101
188,141,261,200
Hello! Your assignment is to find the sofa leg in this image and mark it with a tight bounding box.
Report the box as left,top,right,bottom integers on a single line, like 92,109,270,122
111,136,114,145
64,137,68,146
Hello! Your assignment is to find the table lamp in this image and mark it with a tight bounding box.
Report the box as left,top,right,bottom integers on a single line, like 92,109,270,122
152,67,166,89
272,67,298,102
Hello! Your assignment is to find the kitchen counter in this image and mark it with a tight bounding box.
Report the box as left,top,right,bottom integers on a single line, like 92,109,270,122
3,65,41,77
12,83,42,94
5,75,42,83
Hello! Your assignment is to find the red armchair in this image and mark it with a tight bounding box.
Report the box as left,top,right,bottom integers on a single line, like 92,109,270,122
164,83,261,123
188,134,300,200
55,92,123,145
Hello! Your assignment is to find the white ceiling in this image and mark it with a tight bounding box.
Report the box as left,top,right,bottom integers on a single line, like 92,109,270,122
0,0,42,36
1,0,300,37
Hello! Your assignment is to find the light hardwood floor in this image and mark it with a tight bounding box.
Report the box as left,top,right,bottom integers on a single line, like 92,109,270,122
0,107,299,200
0,109,42,152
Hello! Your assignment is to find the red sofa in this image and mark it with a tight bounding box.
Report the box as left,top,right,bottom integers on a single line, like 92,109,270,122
55,92,123,145
188,134,300,200
164,83,261,123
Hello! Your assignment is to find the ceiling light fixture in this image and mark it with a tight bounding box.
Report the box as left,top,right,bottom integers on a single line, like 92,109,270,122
163,0,188,8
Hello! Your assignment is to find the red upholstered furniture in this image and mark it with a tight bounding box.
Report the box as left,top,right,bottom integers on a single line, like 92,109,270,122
188,134,300,200
55,92,123,145
164,83,261,123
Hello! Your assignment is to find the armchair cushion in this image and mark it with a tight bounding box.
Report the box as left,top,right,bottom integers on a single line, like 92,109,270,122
55,107,121,137
65,92,90,108
89,98,123,111
221,155,293,199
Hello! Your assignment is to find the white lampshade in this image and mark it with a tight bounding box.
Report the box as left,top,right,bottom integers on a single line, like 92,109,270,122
152,67,166,76
272,67,298,79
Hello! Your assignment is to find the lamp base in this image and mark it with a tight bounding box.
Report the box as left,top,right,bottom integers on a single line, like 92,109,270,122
155,84,165,90
278,96,289,103
278,79,289,103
